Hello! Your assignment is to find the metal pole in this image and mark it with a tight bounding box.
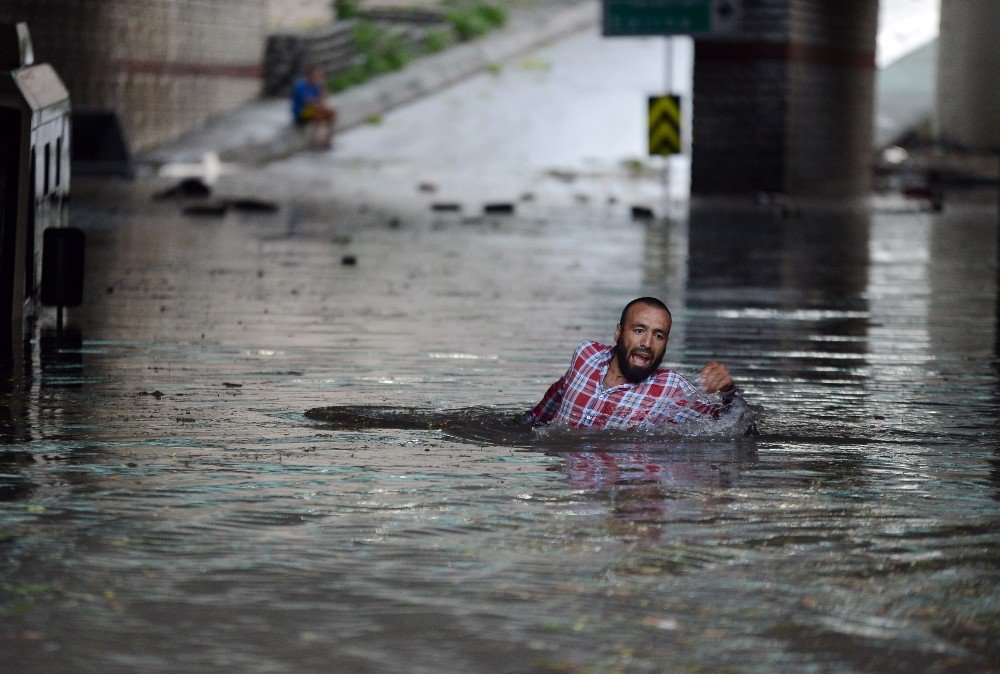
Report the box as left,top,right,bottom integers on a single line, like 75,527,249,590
664,37,673,205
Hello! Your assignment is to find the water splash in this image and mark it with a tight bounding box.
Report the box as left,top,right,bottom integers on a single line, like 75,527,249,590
304,397,760,450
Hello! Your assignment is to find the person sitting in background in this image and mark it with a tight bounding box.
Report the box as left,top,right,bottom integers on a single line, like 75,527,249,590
291,67,337,149
524,297,743,429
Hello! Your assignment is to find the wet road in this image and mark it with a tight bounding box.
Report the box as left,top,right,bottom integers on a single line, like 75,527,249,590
3,29,1000,673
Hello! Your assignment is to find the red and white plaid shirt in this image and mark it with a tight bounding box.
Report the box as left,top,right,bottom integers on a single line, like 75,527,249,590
525,341,725,429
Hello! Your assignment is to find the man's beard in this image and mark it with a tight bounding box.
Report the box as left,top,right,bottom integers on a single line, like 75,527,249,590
614,340,664,383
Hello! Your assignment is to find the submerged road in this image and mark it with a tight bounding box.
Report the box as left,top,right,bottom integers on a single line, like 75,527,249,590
3,27,1000,673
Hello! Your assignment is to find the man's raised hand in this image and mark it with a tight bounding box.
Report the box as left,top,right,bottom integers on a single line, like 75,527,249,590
700,360,734,393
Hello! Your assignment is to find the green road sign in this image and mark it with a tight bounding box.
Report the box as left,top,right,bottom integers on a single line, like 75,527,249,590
603,0,740,36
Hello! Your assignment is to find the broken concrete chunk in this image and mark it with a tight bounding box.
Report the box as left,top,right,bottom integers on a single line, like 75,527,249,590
155,177,211,200
483,203,515,215
630,205,655,221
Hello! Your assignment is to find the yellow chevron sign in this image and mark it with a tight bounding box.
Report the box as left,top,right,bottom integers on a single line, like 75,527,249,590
648,95,681,156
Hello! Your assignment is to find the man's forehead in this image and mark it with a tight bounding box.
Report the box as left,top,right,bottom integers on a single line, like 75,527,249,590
623,303,671,327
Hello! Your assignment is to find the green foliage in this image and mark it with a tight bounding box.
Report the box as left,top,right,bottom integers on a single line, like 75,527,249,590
328,2,507,94
334,0,359,20
382,35,413,70
477,5,508,28
424,27,455,54
444,8,491,41
328,62,370,92
444,2,508,40
329,21,416,91
352,19,380,50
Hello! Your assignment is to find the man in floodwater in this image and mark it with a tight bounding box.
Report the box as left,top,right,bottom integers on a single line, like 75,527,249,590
525,297,741,429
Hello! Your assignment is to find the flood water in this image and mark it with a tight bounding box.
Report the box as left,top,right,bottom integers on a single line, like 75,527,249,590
2,184,997,672
4,28,1000,673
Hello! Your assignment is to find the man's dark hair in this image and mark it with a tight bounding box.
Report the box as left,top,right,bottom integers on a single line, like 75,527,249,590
618,296,671,328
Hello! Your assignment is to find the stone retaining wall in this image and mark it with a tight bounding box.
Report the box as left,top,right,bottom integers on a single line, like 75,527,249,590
267,0,335,29
1,0,266,152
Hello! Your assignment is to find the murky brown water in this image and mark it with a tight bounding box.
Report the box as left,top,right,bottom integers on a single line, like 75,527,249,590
2,176,997,672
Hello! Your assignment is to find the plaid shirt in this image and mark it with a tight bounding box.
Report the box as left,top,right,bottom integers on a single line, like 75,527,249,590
525,341,724,429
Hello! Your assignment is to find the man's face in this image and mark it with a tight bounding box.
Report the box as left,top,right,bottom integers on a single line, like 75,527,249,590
614,303,671,383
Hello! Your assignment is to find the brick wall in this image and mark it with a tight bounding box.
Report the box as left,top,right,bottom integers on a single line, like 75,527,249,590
1,0,266,152
691,0,877,197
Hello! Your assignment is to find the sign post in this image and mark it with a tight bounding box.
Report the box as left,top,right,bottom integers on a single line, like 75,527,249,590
605,1,741,203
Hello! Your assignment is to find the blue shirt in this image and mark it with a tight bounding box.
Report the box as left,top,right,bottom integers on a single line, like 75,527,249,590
291,77,321,120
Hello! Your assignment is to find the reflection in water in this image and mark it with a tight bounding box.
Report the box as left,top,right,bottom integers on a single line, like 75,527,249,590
557,445,757,537
0,341,33,501
38,327,85,389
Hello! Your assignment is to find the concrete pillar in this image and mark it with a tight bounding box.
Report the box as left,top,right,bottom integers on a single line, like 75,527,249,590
936,0,1000,150
691,0,878,198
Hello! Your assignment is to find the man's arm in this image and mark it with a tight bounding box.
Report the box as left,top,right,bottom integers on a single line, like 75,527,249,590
700,360,734,394
656,361,742,425
523,373,566,426
687,360,742,420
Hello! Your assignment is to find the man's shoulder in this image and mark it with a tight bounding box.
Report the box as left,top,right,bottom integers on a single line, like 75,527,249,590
573,340,612,360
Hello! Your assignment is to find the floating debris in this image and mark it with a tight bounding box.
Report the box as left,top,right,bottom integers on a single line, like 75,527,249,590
154,177,210,200
417,182,437,193
621,158,647,177
341,255,357,266
483,203,515,215
230,198,279,213
431,202,462,212
518,57,551,71
547,168,577,183
630,205,655,221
